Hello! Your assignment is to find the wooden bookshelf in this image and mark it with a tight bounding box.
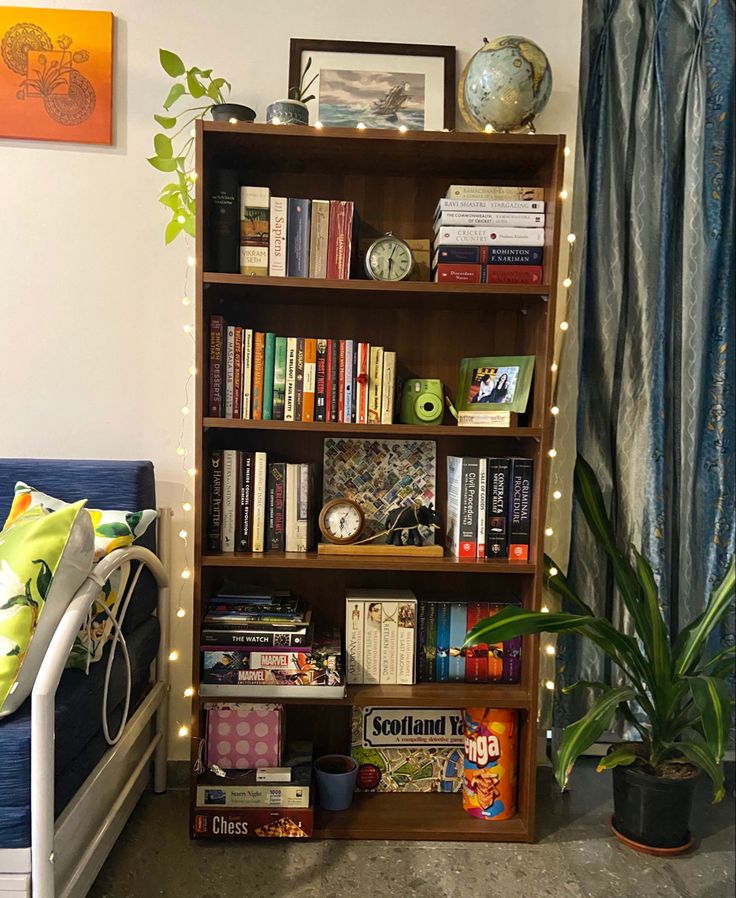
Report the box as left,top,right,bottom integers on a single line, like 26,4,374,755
191,121,565,843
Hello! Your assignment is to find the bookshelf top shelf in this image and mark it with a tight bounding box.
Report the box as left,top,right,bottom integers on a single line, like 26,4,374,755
203,419,543,440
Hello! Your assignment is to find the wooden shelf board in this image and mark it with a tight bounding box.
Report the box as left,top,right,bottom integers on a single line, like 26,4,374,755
194,682,531,709
314,792,530,842
201,551,535,574
203,418,542,440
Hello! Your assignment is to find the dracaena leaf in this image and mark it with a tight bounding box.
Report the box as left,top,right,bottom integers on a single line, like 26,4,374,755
631,546,670,680
543,554,594,615
686,675,731,761
663,740,725,802
160,49,185,77
596,745,639,772
673,560,735,676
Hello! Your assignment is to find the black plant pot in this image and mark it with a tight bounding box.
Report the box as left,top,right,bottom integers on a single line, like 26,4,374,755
211,103,256,123
612,763,698,853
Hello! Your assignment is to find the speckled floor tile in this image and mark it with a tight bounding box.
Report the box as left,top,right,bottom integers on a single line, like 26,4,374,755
87,760,735,898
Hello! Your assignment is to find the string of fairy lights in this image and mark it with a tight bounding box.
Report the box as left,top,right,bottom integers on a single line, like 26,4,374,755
168,123,575,740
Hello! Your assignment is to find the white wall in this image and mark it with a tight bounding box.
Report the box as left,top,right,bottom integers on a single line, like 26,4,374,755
0,0,582,759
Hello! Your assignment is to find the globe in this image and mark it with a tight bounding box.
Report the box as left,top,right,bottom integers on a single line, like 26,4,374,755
459,36,552,133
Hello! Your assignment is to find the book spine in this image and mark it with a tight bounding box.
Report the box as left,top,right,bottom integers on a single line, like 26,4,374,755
266,462,286,551
379,601,398,684
326,200,353,279
328,339,339,422
425,602,437,681
433,264,484,283
508,457,533,562
351,337,358,422
272,336,287,421
446,185,545,201
465,602,489,683
446,456,479,558
435,198,545,214
224,326,235,418
337,339,346,423
487,458,510,558
239,185,270,276
356,342,370,424
363,602,382,685
434,211,545,229
286,198,310,277
251,332,265,420
284,337,297,422
343,339,354,424
380,351,396,424
251,452,267,553
209,169,239,273
314,339,328,422
207,451,223,551
308,199,330,278
487,245,544,265
476,457,487,560
448,603,467,682
294,337,305,422
295,463,315,551
284,463,298,553
485,265,544,284
200,629,312,648
221,449,237,552
236,452,254,552
367,346,383,424
268,197,287,276
487,605,505,682
416,602,428,682
209,315,224,416
262,332,276,420
435,226,545,246
457,410,512,428
397,599,416,685
232,327,243,418
242,328,253,418
434,602,451,682
302,338,317,422
345,598,365,684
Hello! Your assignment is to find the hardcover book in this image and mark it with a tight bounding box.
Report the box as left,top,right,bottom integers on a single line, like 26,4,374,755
435,602,451,682
268,196,288,276
433,245,544,266
434,226,545,247
286,198,311,278
236,451,254,553
266,462,286,551
272,336,287,420
221,449,238,553
433,263,543,284
209,315,224,417
446,185,545,201
486,458,510,558
322,438,436,544
251,451,267,553
434,198,545,215
326,200,354,279
240,185,270,276
208,451,223,551
262,332,276,420
308,199,330,278
446,456,479,558
508,457,533,562
209,169,239,273
448,603,467,682
433,211,545,229
201,628,312,649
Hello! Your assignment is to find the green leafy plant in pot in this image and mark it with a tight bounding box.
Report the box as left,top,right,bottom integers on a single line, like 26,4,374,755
266,56,318,126
464,455,735,854
148,49,253,244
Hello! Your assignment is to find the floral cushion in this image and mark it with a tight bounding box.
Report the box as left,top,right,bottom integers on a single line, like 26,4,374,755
0,501,94,716
5,483,156,670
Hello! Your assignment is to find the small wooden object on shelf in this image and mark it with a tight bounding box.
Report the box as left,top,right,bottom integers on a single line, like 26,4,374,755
316,543,444,557
192,121,565,843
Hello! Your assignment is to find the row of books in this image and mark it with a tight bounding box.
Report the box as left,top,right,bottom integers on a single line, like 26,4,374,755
209,316,397,424
432,184,546,284
208,451,317,553
208,173,356,279
417,600,521,683
446,456,534,561
344,590,417,686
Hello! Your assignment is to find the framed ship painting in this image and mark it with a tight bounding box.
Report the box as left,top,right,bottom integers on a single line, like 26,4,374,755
288,39,455,131
0,7,113,144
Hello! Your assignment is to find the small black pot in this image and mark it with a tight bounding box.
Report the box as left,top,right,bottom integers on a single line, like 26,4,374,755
612,763,698,850
211,103,256,123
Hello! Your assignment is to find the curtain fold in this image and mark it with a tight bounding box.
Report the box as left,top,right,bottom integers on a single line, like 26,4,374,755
552,0,735,729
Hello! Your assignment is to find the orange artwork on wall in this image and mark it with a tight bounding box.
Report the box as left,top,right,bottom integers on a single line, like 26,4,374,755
0,7,113,144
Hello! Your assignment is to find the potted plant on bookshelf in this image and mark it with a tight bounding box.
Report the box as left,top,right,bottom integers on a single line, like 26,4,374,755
266,56,317,126
464,455,735,856
148,49,254,243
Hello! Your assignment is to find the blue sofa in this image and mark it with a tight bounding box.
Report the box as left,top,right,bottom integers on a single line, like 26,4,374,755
0,460,170,898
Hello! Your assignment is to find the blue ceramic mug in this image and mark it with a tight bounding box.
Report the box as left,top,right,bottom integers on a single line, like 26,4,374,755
314,754,359,811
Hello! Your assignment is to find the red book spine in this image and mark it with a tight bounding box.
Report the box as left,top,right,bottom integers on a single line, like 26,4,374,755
485,265,543,284
232,327,243,418
209,315,224,416
487,604,505,681
252,332,265,420
434,264,483,283
465,602,489,683
326,201,354,279
337,339,346,423
325,339,333,422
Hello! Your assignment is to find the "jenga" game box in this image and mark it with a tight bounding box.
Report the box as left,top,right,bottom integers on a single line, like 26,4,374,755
462,708,518,821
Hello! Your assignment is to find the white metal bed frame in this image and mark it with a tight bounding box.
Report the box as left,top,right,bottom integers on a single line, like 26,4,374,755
0,509,172,898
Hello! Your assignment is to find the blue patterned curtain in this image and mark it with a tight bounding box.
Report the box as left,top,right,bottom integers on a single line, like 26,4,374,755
554,0,735,728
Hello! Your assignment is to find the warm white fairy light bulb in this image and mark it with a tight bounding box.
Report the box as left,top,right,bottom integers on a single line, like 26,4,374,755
563,146,571,157
181,568,191,580
541,605,550,613
169,650,179,662
553,490,562,500
187,467,197,478
551,406,559,415
176,607,186,619
545,680,555,690
398,124,408,133
179,529,188,539
271,115,281,125
545,645,556,656
484,123,494,133
563,277,572,288
551,361,558,372
559,189,568,200
567,233,576,244
314,120,323,129
184,687,194,698
182,324,192,335
545,526,554,537
187,255,196,267
548,448,557,458
356,122,366,130
549,567,558,577
176,446,186,456
559,321,569,332
182,502,192,512
181,296,191,306
227,118,237,125
178,724,189,738
177,215,186,224
188,366,197,376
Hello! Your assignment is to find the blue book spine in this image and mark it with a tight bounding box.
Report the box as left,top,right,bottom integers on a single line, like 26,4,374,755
448,603,467,682
435,602,451,682
434,244,544,265
287,198,311,277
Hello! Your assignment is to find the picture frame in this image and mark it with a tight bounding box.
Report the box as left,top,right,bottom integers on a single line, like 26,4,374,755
456,356,535,415
288,38,455,131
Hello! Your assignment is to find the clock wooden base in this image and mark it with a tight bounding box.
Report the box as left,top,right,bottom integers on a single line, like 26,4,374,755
317,543,444,557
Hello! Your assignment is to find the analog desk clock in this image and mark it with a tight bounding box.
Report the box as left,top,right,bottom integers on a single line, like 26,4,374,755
364,232,414,281
318,497,365,545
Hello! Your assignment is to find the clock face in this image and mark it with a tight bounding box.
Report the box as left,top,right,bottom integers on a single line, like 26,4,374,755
366,236,413,281
319,499,364,544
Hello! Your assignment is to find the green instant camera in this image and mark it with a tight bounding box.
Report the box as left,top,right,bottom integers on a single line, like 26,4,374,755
399,378,444,425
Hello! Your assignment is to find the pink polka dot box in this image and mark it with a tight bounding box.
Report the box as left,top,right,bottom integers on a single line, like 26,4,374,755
205,703,284,769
